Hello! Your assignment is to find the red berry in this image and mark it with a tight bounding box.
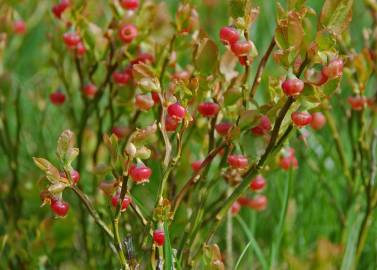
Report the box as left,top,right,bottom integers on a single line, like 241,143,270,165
191,160,203,172
51,199,70,217
219,26,239,45
120,0,139,10
60,170,80,185
111,194,132,211
131,52,154,65
82,83,97,99
135,94,154,111
153,229,165,246
238,56,248,66
119,24,138,43
112,70,131,85
13,20,26,35
322,59,343,79
231,201,241,215
279,149,298,171
215,122,232,136
348,96,366,111
151,91,160,104
76,42,86,57
63,31,81,49
249,175,266,191
237,197,250,206
291,111,312,128
251,115,272,136
231,40,252,56
167,103,186,121
165,115,179,132
227,154,248,169
52,0,70,19
112,126,128,139
198,102,220,117
282,78,304,96
50,90,66,105
310,112,326,130
248,195,267,211
129,164,152,184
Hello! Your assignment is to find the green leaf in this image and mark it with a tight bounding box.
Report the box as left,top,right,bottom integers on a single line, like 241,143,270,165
319,0,353,35
163,222,174,270
194,39,219,76
315,29,336,50
229,0,247,18
321,78,341,96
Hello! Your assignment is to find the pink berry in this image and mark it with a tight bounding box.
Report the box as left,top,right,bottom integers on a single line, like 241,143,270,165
135,94,154,111
129,164,152,184
198,102,220,117
165,116,179,132
120,0,139,10
52,0,70,19
60,170,80,185
112,70,131,85
231,201,241,215
215,122,232,136
291,111,313,128
153,229,165,246
248,195,267,211
76,42,86,57
322,59,343,79
82,83,97,99
279,149,298,171
191,160,203,172
119,24,138,43
219,26,239,45
111,194,132,211
249,175,266,191
172,70,190,81
348,96,366,111
51,199,70,217
167,103,186,121
310,112,326,130
50,90,66,105
13,20,26,35
112,126,128,139
282,78,304,96
227,154,248,169
251,115,271,136
63,31,81,49
231,40,252,56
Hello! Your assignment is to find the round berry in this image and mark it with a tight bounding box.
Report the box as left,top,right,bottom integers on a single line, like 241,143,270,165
131,52,155,65
82,83,97,99
251,115,272,136
282,78,304,96
112,126,128,139
227,154,248,169
135,94,154,111
219,26,239,45
198,102,220,117
322,59,343,79
50,90,66,105
191,160,203,172
249,175,266,191
291,111,312,128
238,56,248,66
60,170,80,185
76,42,86,57
348,96,366,111
167,103,186,121
215,122,232,136
52,0,70,19
51,199,70,217
231,201,241,215
13,20,26,35
231,40,252,56
153,229,165,246
120,0,139,10
310,112,326,130
119,24,138,43
165,115,179,132
112,70,131,85
111,194,132,211
248,195,267,211
129,164,152,184
63,31,81,49
279,155,298,171
237,197,250,206
151,91,160,104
